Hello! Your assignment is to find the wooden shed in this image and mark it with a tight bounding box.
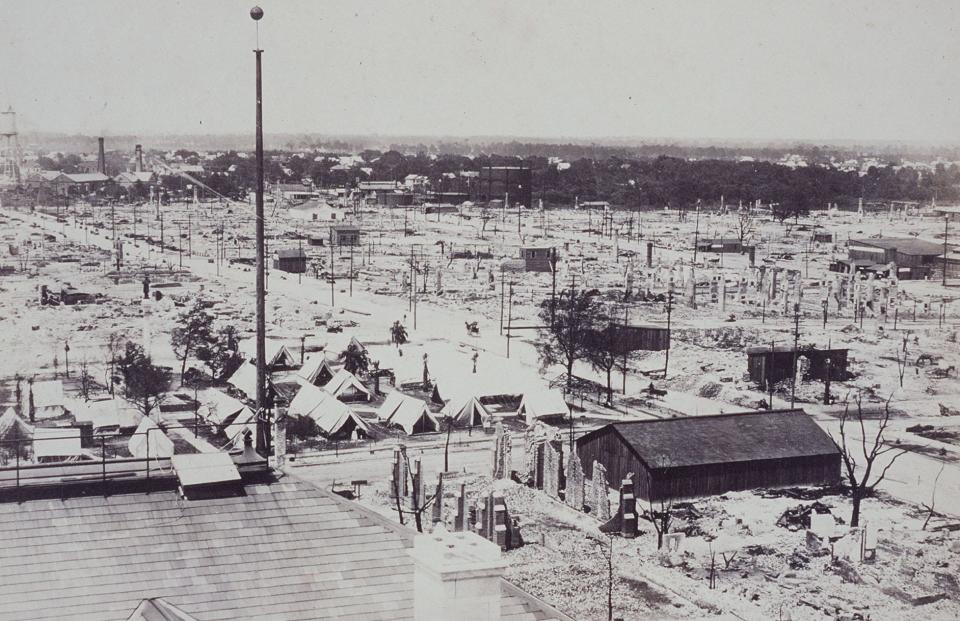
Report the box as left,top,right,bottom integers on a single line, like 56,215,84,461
606,323,670,354
746,345,849,386
576,409,841,501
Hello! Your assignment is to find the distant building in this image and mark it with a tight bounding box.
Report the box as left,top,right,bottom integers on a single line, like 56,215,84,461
403,174,429,193
26,172,111,196
272,248,307,274
329,224,360,246
577,410,841,501
520,246,555,272
475,166,532,208
114,171,156,189
273,182,318,202
746,344,849,386
846,237,944,280
695,238,744,254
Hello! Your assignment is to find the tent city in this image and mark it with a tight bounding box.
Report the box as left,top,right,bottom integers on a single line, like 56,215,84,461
0,2,958,620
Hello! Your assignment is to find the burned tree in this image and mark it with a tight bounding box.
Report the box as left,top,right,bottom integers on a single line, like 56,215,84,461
832,395,907,527
642,457,675,550
584,322,620,406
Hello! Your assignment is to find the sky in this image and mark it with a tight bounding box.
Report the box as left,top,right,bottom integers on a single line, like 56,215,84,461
1,0,958,143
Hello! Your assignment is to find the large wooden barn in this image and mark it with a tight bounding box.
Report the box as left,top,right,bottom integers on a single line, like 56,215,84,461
576,409,841,501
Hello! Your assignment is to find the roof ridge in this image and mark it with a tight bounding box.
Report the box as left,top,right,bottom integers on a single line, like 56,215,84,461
611,408,805,426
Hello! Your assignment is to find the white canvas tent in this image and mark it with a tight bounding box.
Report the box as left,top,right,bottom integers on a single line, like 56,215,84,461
197,389,257,448
33,427,84,461
226,362,258,400
239,339,299,370
288,383,369,439
128,418,175,459
441,394,490,428
297,354,337,387
323,368,372,402
21,380,67,420
376,392,438,435
517,389,570,424
0,407,33,442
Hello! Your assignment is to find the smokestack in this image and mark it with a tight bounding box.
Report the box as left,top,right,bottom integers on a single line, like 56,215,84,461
135,144,143,173
97,137,106,175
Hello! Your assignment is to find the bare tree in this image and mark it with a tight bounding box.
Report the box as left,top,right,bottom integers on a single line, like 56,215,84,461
831,394,908,527
78,359,93,401
922,460,947,531
392,449,441,533
894,347,908,388
642,457,675,549
590,533,617,621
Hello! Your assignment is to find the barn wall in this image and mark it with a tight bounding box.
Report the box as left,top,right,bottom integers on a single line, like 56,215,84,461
577,429,647,494
647,454,841,501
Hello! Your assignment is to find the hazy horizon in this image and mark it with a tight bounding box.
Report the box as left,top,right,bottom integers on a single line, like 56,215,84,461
3,1,958,144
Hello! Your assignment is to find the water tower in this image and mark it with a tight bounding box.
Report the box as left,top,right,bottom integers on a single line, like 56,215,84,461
0,107,22,187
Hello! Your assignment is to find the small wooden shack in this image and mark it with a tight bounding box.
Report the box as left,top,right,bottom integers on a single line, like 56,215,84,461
576,409,841,501
272,248,307,274
606,323,670,354
330,224,360,246
746,345,849,386
520,246,555,272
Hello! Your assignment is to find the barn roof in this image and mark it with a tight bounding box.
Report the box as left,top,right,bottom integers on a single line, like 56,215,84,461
850,237,943,256
587,409,839,469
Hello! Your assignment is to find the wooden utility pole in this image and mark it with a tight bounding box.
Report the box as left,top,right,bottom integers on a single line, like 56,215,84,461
252,8,270,457
944,217,949,287
330,235,335,306
506,282,514,358
790,303,800,408
692,200,701,263
664,289,673,379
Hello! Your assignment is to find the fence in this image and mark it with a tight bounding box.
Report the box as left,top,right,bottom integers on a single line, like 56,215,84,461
0,428,175,494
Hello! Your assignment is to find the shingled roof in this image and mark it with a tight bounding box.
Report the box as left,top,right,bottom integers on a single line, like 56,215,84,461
0,475,570,621
595,409,839,469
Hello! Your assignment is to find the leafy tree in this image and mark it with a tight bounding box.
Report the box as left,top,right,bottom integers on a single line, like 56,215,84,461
170,300,215,383
197,325,243,380
537,289,603,389
117,341,172,419
340,342,370,376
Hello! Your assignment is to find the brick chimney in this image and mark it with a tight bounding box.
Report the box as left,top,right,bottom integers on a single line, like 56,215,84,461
135,144,143,172
97,137,106,174
408,525,506,621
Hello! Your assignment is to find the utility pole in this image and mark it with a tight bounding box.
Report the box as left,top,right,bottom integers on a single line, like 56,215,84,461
349,242,354,296
187,211,192,256
330,234,335,306
159,212,164,255
251,6,270,458
297,228,302,285
177,224,183,269
550,248,558,326
790,303,800,409
692,200,701,264
664,289,673,379
944,217,949,287
500,269,505,334
506,282,514,358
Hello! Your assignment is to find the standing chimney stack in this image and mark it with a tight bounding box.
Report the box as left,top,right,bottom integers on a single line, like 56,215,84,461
97,137,106,175
135,144,143,172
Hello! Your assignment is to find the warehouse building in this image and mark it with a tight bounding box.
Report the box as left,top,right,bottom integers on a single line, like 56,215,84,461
576,409,841,501
846,237,944,280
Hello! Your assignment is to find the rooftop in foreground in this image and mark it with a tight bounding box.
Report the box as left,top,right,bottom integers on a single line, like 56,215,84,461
0,472,571,621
